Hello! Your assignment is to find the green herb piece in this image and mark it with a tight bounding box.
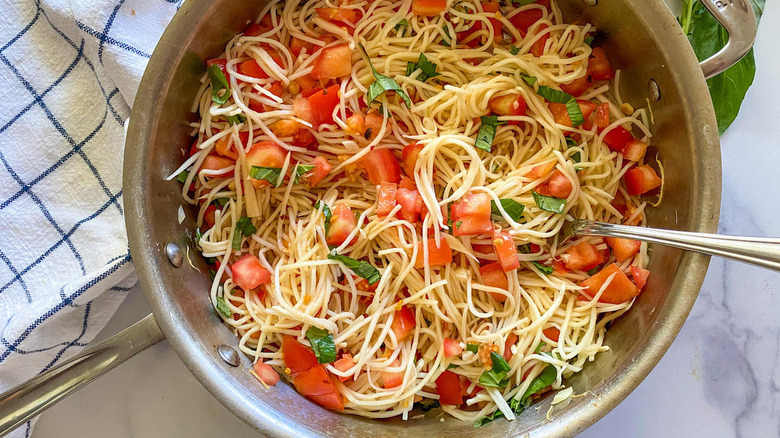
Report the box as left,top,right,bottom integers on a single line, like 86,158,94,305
565,99,584,126
517,243,531,254
521,364,557,402
441,26,453,47
475,115,506,152
532,261,553,275
584,36,594,46
204,256,217,265
208,269,217,281
231,217,257,250
513,0,539,5
537,86,584,127
249,166,283,187
466,343,479,354
473,392,528,427
176,170,190,183
509,45,520,55
417,399,440,412
293,164,315,184
678,0,764,134
226,113,245,125
394,18,408,33
406,53,441,82
447,363,459,369
207,64,232,105
328,252,382,285
587,266,600,275
314,201,332,234
478,352,511,388
535,341,546,354
360,44,412,108
194,227,203,243
305,326,337,363
491,199,525,222
520,74,537,86
213,197,229,207
531,191,567,214
216,296,232,318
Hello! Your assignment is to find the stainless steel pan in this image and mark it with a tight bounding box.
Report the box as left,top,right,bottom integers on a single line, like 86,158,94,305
0,0,757,436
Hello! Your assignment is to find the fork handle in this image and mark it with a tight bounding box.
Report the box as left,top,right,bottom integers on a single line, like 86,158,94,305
573,221,780,272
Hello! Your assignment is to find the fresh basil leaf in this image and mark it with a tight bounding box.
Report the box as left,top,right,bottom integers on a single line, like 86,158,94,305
517,243,531,254
305,326,337,363
513,0,540,4
584,36,594,46
394,18,408,33
213,197,229,207
536,86,573,104
314,201,332,234
473,409,505,427
216,296,232,318
249,166,283,187
207,64,231,105
521,364,557,402
466,343,479,353
571,151,581,164
491,352,510,373
478,352,511,388
532,261,553,275
294,164,315,184
535,341,546,354
566,137,578,147
360,43,412,108
406,53,440,82
194,227,203,243
328,252,382,285
509,45,520,55
491,199,525,221
532,191,566,214
232,217,257,250
475,115,506,152
441,26,452,47
447,363,459,369
208,269,217,281
565,99,585,127
520,74,537,86
204,256,217,265
587,266,600,275
226,113,245,125
176,170,190,183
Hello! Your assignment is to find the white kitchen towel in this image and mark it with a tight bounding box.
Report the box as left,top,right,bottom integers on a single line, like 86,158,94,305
0,1,182,436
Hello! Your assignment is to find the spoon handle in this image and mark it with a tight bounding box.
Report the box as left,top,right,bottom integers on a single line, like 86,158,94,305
572,220,780,271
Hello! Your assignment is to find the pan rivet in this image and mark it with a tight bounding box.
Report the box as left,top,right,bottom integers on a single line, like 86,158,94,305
165,242,183,268
217,344,241,367
582,0,597,6
648,79,661,101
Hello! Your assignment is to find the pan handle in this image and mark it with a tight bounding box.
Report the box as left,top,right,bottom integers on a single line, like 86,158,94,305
0,314,165,437
698,0,757,79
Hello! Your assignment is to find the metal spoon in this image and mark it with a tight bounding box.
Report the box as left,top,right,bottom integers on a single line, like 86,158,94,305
561,219,780,271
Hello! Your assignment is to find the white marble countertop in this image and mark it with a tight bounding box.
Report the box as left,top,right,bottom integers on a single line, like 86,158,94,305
32,3,780,437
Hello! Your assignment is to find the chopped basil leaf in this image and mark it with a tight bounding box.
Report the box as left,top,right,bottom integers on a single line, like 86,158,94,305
513,0,540,5
517,243,531,254
466,343,479,353
305,326,337,363
584,36,594,46
204,256,217,265
328,252,382,285
565,99,585,126
509,45,520,55
520,74,537,86
571,151,581,164
226,113,245,125
447,363,459,369
441,26,453,47
293,164,315,184
406,53,440,82
537,86,585,127
475,115,506,152
194,227,203,243
532,261,553,275
232,217,257,250
478,352,511,388
491,199,525,222
566,137,578,147
249,166,283,187
176,170,190,183
532,191,567,214
208,269,217,281
314,201,332,234
587,266,600,275
213,197,229,207
521,364,557,402
417,399,440,412
535,341,546,354
360,44,412,108
473,409,507,427
394,18,408,33
207,64,231,105
215,296,232,318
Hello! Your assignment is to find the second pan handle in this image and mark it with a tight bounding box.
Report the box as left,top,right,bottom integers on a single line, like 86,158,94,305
698,0,757,79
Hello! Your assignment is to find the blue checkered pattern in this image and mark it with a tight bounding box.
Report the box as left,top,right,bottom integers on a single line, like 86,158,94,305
0,1,183,436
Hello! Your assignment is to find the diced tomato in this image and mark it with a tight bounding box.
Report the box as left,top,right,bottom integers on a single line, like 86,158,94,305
295,74,318,94
377,182,398,217
201,155,235,178
204,204,217,228
316,7,359,23
603,126,634,152
399,176,416,191
363,112,385,141
588,47,615,81
503,333,518,360
479,262,509,302
414,238,453,269
270,119,302,137
451,192,492,236
564,241,602,271
606,237,641,263
542,327,560,342
488,94,527,116
546,169,572,198
292,364,344,411
304,156,332,187
456,19,484,48
630,266,650,290
215,135,239,160
382,359,404,389
401,142,423,177
481,1,503,43
253,362,280,386
292,129,316,148
526,160,556,179
206,58,228,79
509,9,543,35
243,23,267,37
611,191,628,216
552,257,570,274
580,263,639,304
333,353,355,382
624,165,661,195
326,204,357,246
435,370,463,405
560,74,591,97
308,84,341,127
443,338,463,358
311,44,353,81
396,188,422,223
303,87,322,98
595,102,610,132
391,306,416,342
361,149,402,185
412,0,447,16
231,254,271,291
246,141,288,188
290,37,314,57
530,24,549,57
238,59,270,79
493,230,520,272
293,97,315,125
548,100,597,128
282,335,319,375
622,139,648,162
346,114,366,135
